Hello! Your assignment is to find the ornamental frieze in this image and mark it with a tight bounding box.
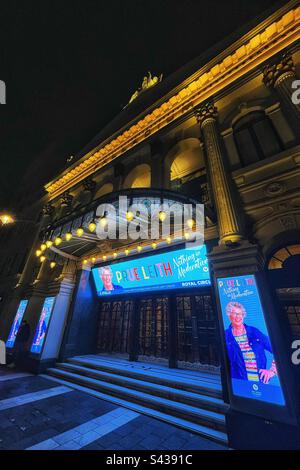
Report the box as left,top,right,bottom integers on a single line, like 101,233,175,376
45,6,300,200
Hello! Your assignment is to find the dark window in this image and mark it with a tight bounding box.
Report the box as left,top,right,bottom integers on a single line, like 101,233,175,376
233,112,283,167
284,304,300,338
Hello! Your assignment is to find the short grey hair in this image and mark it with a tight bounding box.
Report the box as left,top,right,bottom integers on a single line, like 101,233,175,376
99,266,112,275
226,302,246,316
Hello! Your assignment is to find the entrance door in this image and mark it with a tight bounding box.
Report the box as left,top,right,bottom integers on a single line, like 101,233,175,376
138,297,169,359
176,294,219,367
97,300,133,354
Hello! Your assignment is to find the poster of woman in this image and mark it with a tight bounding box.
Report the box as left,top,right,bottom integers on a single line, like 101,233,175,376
217,275,285,406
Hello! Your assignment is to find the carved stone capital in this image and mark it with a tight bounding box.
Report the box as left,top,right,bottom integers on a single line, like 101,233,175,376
42,203,55,217
263,52,296,89
60,191,73,207
194,103,218,127
82,178,96,192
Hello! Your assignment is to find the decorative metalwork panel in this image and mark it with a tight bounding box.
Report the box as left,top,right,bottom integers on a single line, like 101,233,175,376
138,297,168,358
177,294,219,366
97,300,132,353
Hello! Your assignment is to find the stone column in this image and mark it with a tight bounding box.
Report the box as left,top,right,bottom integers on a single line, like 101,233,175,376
195,103,244,245
263,52,300,124
150,140,164,188
40,260,77,368
59,263,98,359
17,205,54,289
1,215,46,341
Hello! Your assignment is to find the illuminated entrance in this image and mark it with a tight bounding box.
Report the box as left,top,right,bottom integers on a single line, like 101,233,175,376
93,243,220,369
96,292,219,369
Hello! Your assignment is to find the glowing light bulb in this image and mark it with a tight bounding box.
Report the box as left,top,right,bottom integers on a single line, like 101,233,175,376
137,246,142,252
152,242,157,249
46,240,53,248
166,236,172,244
83,259,88,265
125,249,130,256
65,232,72,241
113,252,118,258
40,255,46,263
55,237,62,246
40,244,47,252
102,255,107,261
50,261,56,269
126,211,134,221
187,218,195,229
76,227,84,237
100,217,108,228
36,249,42,257
88,221,96,232
159,211,166,222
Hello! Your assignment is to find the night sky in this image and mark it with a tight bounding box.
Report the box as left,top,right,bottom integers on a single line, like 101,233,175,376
0,0,279,210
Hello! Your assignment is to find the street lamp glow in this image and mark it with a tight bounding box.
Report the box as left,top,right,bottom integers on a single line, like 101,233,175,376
0,213,15,225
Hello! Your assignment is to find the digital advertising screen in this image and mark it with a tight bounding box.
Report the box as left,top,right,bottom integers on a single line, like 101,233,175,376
6,300,28,348
30,297,55,354
92,244,211,296
217,275,285,407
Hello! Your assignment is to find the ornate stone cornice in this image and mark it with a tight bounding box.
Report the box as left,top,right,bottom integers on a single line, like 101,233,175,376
263,52,296,88
45,3,300,200
194,103,218,127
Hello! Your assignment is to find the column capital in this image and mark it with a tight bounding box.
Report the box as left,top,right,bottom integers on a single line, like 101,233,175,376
42,203,55,217
263,52,296,89
194,102,218,127
60,191,73,207
82,177,96,192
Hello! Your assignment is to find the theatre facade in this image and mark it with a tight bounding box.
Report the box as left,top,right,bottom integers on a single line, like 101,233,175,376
1,0,300,449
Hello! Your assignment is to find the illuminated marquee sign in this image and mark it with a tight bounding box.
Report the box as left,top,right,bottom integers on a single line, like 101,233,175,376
30,297,55,354
92,244,210,296
6,300,28,349
217,275,285,406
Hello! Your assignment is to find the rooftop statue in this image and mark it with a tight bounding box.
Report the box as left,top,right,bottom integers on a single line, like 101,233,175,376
127,72,163,106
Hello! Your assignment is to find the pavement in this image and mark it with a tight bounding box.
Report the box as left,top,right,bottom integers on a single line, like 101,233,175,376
0,366,227,450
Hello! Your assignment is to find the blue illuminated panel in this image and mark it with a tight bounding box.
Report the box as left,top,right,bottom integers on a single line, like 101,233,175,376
217,275,285,406
92,244,211,296
6,300,28,349
30,297,55,354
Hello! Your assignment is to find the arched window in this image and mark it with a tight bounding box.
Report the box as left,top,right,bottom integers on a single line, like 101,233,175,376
233,112,283,167
123,164,151,189
268,245,300,270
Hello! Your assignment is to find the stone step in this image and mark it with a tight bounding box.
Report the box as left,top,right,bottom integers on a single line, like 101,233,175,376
47,367,226,433
42,372,228,446
56,362,227,414
67,356,223,398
